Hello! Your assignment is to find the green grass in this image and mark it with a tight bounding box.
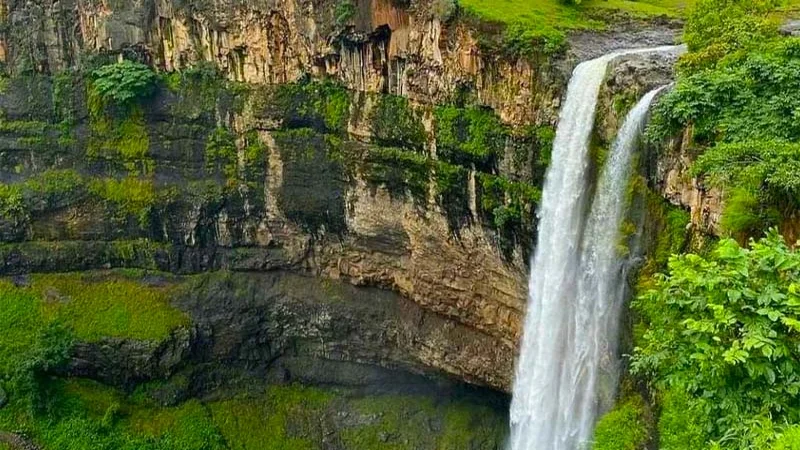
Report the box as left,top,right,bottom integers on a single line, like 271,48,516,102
210,384,332,450
31,272,189,342
459,0,696,53
460,0,693,26
0,282,42,374
0,271,188,350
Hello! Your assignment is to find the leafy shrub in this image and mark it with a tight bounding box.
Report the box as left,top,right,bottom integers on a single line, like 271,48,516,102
632,231,800,448
91,61,157,106
656,391,711,450
592,395,649,450
682,0,781,71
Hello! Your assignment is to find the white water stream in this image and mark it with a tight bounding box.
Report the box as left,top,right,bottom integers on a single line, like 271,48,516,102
508,46,683,450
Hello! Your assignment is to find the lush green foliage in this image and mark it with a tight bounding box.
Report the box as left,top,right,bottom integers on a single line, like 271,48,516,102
682,0,782,70
91,61,157,106
592,395,649,450
655,390,711,450
477,173,540,231
648,0,800,237
632,232,800,448
649,39,800,145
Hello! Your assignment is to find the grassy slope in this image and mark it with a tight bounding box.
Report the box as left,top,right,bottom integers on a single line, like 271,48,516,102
0,379,506,450
0,270,188,364
460,0,800,34
459,0,694,41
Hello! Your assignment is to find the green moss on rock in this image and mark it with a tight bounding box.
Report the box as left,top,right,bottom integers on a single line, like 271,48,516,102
592,395,650,450
363,146,430,205
369,95,426,150
265,79,351,135
211,384,332,450
434,105,507,172
274,129,347,235
87,101,153,176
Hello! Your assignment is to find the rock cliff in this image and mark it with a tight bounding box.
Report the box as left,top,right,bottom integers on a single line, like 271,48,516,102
0,0,684,397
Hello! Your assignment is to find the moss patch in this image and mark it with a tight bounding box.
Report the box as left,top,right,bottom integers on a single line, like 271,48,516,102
0,271,188,344
264,79,351,135
210,384,332,450
86,102,153,176
434,105,507,173
274,129,347,235
369,95,426,150
340,393,506,450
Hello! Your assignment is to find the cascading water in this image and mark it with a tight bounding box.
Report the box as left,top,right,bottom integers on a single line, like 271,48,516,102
509,46,684,450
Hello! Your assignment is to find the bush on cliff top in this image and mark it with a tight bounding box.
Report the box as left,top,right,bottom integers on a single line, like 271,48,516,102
647,0,800,238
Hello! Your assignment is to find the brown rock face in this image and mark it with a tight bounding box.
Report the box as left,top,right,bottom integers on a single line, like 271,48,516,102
0,0,567,126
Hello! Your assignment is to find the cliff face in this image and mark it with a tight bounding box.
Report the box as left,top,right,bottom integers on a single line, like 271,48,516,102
0,0,570,126
0,0,682,395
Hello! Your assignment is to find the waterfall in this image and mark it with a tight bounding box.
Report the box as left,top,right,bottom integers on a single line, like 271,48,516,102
509,46,684,450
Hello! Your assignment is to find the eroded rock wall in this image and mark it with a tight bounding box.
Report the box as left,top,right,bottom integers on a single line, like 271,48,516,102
0,0,684,394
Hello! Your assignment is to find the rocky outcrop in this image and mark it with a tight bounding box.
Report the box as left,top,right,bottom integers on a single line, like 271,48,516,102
68,328,195,386
0,0,567,126
61,271,514,391
656,128,723,235
0,0,687,395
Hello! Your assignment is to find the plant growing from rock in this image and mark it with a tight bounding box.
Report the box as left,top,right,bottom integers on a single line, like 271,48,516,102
91,60,157,106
